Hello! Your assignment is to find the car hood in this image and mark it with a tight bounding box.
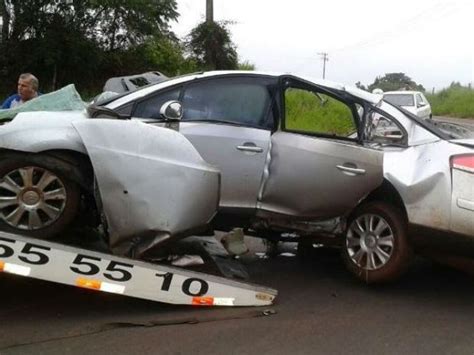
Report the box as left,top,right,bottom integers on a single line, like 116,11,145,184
1,110,87,130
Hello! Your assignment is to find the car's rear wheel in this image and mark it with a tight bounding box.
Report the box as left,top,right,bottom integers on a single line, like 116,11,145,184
341,201,412,284
0,154,80,239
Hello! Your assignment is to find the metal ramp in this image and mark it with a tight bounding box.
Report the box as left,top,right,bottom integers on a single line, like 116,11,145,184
0,231,277,306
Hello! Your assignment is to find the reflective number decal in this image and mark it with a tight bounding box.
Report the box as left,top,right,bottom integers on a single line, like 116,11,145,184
182,278,209,297
103,261,133,282
0,238,51,264
155,272,173,291
70,254,101,276
156,273,210,297
0,237,216,302
70,255,134,283
0,237,16,258
18,244,50,265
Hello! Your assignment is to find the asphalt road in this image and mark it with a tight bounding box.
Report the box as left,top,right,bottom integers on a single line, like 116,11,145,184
433,116,474,130
1,239,473,355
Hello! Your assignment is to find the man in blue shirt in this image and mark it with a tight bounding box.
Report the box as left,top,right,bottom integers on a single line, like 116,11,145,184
1,73,39,109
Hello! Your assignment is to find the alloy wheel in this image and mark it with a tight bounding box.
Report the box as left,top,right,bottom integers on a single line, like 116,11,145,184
346,213,395,271
0,166,67,230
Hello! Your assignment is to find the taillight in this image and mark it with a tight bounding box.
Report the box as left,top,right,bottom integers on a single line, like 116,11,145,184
451,154,474,174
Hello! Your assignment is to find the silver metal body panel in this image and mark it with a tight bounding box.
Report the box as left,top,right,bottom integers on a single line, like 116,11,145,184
0,111,88,153
384,140,474,236
450,139,474,148
258,132,384,218
72,119,220,255
451,168,474,235
179,122,270,210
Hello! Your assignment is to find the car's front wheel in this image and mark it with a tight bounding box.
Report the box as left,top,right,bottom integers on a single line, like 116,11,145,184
342,202,412,284
0,154,80,239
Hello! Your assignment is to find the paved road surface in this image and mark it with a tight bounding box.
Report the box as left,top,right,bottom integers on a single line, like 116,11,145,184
1,240,473,355
433,116,474,130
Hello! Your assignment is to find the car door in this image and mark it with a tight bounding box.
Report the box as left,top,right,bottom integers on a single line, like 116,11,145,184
258,77,384,219
415,93,430,119
178,76,277,211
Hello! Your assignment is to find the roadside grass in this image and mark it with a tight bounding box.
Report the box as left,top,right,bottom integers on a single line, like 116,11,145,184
427,87,474,118
285,89,356,136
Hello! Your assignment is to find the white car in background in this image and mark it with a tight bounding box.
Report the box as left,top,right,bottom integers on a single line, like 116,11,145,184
383,91,432,120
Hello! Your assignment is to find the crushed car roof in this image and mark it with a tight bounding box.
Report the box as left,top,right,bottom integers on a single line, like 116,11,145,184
106,71,383,109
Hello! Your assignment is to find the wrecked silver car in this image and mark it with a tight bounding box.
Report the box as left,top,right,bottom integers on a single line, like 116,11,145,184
0,109,220,257
0,71,473,283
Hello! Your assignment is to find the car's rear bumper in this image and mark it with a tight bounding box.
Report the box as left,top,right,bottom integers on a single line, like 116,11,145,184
450,166,474,236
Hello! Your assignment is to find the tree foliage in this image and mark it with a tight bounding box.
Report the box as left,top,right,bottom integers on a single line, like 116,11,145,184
0,0,180,95
186,20,238,70
238,60,256,70
355,81,367,91
368,73,425,92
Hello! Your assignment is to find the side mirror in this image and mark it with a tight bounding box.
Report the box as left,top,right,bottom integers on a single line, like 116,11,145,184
373,131,404,140
368,115,404,144
372,127,404,143
160,101,183,121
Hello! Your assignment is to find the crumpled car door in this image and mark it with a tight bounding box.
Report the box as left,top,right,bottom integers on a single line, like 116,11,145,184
72,119,220,257
258,77,384,219
258,132,383,218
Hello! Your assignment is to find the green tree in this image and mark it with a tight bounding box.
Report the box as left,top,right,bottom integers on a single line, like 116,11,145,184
368,73,425,92
109,36,197,78
186,20,238,70
355,81,367,91
238,60,256,70
0,0,179,96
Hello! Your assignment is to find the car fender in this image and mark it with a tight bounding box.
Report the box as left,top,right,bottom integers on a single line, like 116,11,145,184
0,111,88,154
383,140,472,232
72,119,220,257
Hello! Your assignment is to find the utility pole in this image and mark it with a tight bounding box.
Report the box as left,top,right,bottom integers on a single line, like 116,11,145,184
206,0,214,24
318,52,329,79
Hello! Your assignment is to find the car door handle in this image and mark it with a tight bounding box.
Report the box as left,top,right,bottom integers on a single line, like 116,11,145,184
336,165,366,175
236,145,264,153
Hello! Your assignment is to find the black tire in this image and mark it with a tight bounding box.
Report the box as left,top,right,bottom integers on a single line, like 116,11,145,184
341,201,412,284
0,153,80,239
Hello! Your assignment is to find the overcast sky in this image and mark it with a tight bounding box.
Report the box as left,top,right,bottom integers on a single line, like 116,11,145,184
172,0,473,91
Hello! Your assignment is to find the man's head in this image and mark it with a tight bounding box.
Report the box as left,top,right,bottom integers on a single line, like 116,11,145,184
17,73,39,102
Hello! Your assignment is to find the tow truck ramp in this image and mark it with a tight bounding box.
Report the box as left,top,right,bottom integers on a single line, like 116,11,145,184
0,232,277,306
